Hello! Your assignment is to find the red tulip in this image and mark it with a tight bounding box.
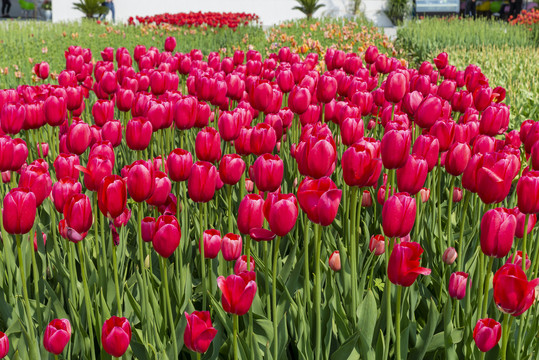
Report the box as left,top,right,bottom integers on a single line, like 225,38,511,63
340,117,364,146
2,188,36,235
412,135,440,172
295,133,337,179
44,95,67,126
382,193,416,237
237,194,265,235
101,316,131,357
473,318,501,352
396,154,428,195
66,120,91,155
126,117,153,151
493,263,539,316
183,311,218,354
448,272,469,300
289,86,311,115
473,86,493,112
234,255,255,274
152,215,181,258
53,153,80,181
34,61,49,79
453,187,463,203
219,154,245,185
63,194,93,240
164,36,176,52
218,112,242,142
43,319,71,355
512,208,536,239
173,96,197,130
480,104,510,136
19,164,52,207
195,127,221,163
385,71,408,103
127,160,155,202
342,139,382,187
381,129,411,169
0,331,8,358
1,103,25,135
217,272,257,315
167,148,193,182
141,217,156,243
328,251,341,271
445,142,471,176
0,136,13,172
101,119,123,147
188,161,218,203
200,229,222,259
317,75,338,103
98,175,127,219
415,96,442,129
506,251,531,270
297,177,342,226
433,52,448,69
388,241,431,287
264,193,298,237
251,154,283,193
83,154,113,192
52,177,82,213
480,208,516,258
517,170,539,214
476,152,519,204
221,233,242,261
443,247,457,265
250,123,277,156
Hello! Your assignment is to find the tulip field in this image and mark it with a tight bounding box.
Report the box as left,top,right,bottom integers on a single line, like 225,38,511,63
0,14,539,360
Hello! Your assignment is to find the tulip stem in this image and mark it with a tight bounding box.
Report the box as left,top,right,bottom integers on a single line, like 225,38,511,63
314,224,323,360
161,257,178,357
303,218,311,311
137,201,149,345
446,178,455,246
246,235,254,358
476,252,485,319
233,314,239,360
437,157,444,253
349,186,359,327
200,202,207,310
176,182,183,293
112,230,122,316
16,234,38,358
457,191,471,272
500,313,511,360
77,242,96,360
481,256,494,318
521,214,530,272
395,285,402,360
272,235,281,360
383,237,393,360
227,185,233,233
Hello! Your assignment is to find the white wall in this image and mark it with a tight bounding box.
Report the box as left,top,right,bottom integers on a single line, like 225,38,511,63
52,0,350,26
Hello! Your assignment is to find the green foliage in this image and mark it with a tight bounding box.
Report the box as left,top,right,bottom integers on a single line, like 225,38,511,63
386,0,409,24
292,0,325,19
72,0,108,19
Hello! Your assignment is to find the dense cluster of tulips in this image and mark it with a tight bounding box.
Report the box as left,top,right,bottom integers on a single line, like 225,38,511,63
127,12,260,29
0,31,538,360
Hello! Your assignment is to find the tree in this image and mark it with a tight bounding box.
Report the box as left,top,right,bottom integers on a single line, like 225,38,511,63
293,0,325,19
72,0,108,19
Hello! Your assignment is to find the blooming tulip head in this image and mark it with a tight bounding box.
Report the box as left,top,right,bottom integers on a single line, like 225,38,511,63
388,241,431,287
480,208,516,258
43,319,71,355
297,177,342,226
448,272,469,300
263,193,298,237
0,331,7,358
201,229,222,259
493,263,539,316
98,175,127,219
473,318,501,352
167,148,193,182
237,194,265,235
183,311,217,354
3,188,37,235
517,170,539,214
63,193,93,240
381,129,411,169
221,233,242,261
101,316,131,357
396,154,428,195
188,161,218,203
52,177,82,213
127,160,155,202
195,127,222,163
217,272,257,315
251,154,284,193
152,215,181,258
219,154,246,185
382,193,416,238
234,255,256,274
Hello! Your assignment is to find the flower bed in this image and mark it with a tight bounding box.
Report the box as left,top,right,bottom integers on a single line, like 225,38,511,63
128,11,260,28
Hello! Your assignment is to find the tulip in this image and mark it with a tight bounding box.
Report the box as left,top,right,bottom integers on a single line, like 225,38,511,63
219,154,246,185
429,118,455,152
216,272,257,315
43,319,71,355
127,160,155,202
317,75,338,103
448,272,469,300
433,52,448,69
183,311,218,354
480,104,510,136
340,117,364,146
443,247,457,265
237,194,265,235
54,153,80,180
362,190,373,207
218,112,242,142
328,251,341,271
36,142,49,158
381,130,411,169
295,134,337,179
3,188,36,235
480,208,516,258
141,217,156,243
385,71,408,103
412,135,440,172
1,103,25,135
453,187,463,203
173,96,198,130
167,148,193,182
101,316,131,357
512,208,536,239
382,193,416,238
200,229,222,259
250,123,277,156
0,331,8,358
473,318,501,352
264,193,298,237
0,137,13,172
445,142,471,176
297,177,342,226
234,255,255,274
369,234,385,255
34,61,49,79
493,263,539,316
146,171,172,207
415,96,442,129
164,36,176,52
52,177,82,213
289,86,311,114
517,171,539,214
473,86,493,112
396,154,428,195
195,127,221,163
221,233,242,261
152,215,181,258
19,164,52,207
63,194,93,239
126,117,153,151
188,161,218,203
44,95,67,126
251,154,284,193
476,152,519,204
506,251,531,271
98,175,127,219
83,154,113,192
388,241,431,287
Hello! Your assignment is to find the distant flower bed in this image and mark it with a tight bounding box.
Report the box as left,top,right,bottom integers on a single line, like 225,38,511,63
128,12,260,28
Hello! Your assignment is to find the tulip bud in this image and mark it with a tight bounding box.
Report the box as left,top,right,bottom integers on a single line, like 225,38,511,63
473,318,501,352
480,208,516,258
448,272,469,300
221,233,242,261
126,117,153,151
217,272,257,316
443,247,458,265
362,190,373,207
153,215,181,258
388,241,431,286
43,319,71,355
234,255,255,274
3,188,37,235
101,316,131,357
183,311,218,354
188,161,218,203
328,251,341,271
201,229,222,259
369,235,385,255
453,187,463,203
382,193,416,238
141,217,156,243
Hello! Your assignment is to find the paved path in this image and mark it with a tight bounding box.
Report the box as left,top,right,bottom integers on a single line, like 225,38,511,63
360,0,398,39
